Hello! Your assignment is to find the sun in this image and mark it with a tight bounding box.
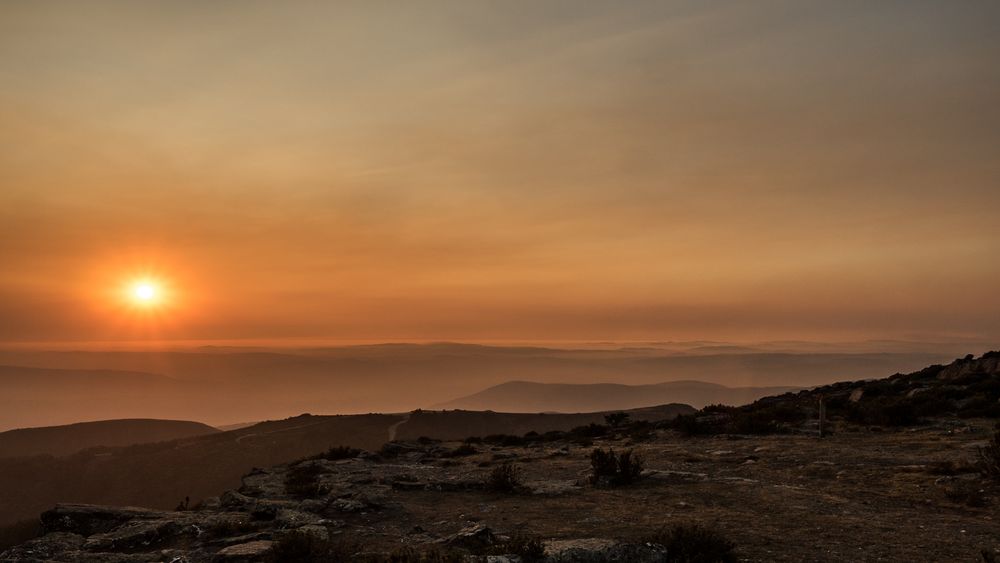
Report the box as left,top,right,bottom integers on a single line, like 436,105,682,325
128,279,161,306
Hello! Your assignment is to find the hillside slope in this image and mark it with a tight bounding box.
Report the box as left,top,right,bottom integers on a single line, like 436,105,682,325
668,351,1000,435
435,380,800,412
0,404,692,528
0,419,220,459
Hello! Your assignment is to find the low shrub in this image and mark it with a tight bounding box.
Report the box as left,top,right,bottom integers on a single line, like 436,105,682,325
267,531,356,562
483,434,527,447
590,448,644,486
605,412,630,427
644,523,737,563
284,463,330,498
303,446,362,462
485,462,523,493
385,546,466,562
979,426,1000,481
570,423,610,439
443,444,478,457
671,414,710,436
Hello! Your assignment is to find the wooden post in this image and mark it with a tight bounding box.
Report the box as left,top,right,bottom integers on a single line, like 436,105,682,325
818,394,826,438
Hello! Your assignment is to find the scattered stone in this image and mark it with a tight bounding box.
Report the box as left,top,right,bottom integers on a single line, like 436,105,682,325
213,540,274,561
641,469,708,482
330,499,366,513
443,523,496,550
82,519,183,551
545,538,668,563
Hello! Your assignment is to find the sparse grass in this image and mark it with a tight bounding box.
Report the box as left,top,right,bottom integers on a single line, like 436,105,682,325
483,434,528,447
443,444,478,457
267,531,355,562
644,523,738,563
590,447,644,486
485,462,523,493
486,532,546,562
302,446,362,462
669,405,802,436
206,518,260,537
384,546,466,562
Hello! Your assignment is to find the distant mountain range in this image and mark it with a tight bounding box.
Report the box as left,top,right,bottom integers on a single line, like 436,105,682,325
435,380,801,412
0,345,963,430
0,419,219,459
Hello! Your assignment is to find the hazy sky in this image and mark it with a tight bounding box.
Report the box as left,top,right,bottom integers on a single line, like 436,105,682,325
1,1,999,343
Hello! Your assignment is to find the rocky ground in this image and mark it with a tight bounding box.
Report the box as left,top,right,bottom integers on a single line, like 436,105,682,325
2,416,998,562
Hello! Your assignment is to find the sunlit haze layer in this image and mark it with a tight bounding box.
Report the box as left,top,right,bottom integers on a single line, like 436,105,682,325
2,1,998,344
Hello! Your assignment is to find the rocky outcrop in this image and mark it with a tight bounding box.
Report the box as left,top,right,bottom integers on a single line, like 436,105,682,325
936,353,1000,381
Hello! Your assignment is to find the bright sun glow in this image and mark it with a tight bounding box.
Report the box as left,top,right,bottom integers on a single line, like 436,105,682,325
129,280,160,305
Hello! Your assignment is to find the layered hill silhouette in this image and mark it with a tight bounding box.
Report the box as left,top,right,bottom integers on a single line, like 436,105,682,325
0,404,692,529
0,419,219,459
435,380,801,412
0,344,959,430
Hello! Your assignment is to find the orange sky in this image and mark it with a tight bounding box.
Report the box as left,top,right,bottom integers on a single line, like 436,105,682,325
1,1,999,344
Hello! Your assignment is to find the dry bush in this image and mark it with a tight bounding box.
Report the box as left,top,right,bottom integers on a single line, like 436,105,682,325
590,447,644,486
485,462,523,493
644,523,737,563
979,426,1000,481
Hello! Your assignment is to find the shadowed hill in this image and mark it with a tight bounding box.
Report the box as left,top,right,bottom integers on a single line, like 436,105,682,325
0,405,692,528
434,380,800,412
0,419,220,459
668,351,1000,435
397,403,695,441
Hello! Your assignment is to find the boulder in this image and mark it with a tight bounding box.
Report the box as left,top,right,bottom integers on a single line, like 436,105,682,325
444,523,496,550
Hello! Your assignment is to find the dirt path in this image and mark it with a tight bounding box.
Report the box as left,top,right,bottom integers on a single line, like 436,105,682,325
234,419,331,445
387,413,411,442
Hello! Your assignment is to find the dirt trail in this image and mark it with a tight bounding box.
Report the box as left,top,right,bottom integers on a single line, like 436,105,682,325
234,419,330,445
387,413,411,441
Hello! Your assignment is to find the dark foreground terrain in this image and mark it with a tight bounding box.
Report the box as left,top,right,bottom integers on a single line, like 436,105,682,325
2,352,998,562
2,418,997,562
